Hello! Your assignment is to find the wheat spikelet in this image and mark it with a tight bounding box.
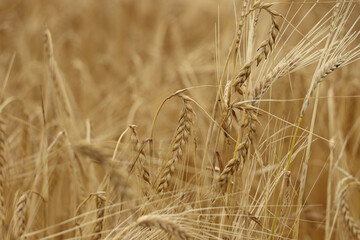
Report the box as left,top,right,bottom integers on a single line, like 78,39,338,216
217,157,239,186
234,62,252,92
137,215,191,240
339,185,360,239
157,96,193,193
91,194,106,240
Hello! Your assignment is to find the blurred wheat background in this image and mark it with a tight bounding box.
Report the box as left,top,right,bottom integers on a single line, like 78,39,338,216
0,0,359,239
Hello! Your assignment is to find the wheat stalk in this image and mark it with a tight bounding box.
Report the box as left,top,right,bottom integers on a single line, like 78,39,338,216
0,115,5,237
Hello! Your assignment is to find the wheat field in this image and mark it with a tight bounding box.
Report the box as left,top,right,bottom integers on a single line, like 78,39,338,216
0,0,360,239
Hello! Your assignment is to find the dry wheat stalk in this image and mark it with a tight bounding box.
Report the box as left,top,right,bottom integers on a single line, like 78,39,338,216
0,115,5,235
92,194,106,240
157,96,193,193
339,184,360,239
137,215,191,240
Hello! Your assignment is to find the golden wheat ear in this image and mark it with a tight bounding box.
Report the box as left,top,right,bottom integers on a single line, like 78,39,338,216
157,96,193,193
339,183,360,239
136,215,191,240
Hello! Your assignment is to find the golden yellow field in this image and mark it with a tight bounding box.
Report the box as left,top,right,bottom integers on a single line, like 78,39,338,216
0,0,360,239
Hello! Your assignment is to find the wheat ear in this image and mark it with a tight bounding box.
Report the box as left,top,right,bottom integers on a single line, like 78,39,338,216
137,215,191,240
75,144,133,198
233,1,281,93
92,194,106,240
157,96,193,193
300,55,346,117
339,184,360,239
138,141,151,185
234,0,249,57
129,127,151,185
253,58,298,103
44,29,73,118
12,193,27,239
218,108,258,187
255,17,279,66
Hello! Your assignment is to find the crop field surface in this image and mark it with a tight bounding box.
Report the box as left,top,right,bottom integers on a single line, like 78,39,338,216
0,0,360,239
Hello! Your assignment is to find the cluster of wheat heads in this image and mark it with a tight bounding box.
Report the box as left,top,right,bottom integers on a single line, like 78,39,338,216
0,0,360,239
